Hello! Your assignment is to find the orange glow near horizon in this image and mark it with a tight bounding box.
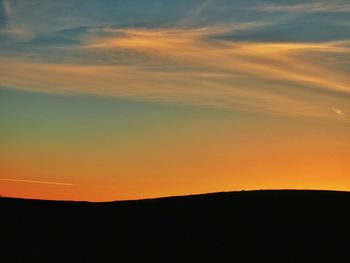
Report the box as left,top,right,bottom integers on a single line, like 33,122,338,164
1,113,349,201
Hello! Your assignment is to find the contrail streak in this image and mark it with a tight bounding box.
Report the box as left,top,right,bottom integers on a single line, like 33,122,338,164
0,178,76,186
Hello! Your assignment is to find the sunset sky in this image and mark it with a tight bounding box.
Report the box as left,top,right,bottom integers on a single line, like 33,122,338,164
1,0,349,201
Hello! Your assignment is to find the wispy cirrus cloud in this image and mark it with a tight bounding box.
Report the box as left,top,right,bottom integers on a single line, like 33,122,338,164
83,27,350,94
0,1,349,120
2,0,11,17
259,1,350,13
0,178,77,186
1,25,349,120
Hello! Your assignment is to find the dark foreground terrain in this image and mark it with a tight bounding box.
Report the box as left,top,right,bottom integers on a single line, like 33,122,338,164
1,190,350,262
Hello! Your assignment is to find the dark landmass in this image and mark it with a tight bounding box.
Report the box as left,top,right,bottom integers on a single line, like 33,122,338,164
1,190,350,262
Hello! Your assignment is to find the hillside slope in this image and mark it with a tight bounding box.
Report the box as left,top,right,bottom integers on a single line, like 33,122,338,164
1,190,350,262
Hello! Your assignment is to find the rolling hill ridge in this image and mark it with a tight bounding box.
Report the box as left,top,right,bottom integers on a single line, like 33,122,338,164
1,190,350,262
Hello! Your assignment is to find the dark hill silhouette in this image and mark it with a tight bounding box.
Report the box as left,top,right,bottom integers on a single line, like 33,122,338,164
1,190,350,262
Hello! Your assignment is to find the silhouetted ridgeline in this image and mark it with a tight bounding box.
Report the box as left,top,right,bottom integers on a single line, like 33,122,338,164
1,190,350,262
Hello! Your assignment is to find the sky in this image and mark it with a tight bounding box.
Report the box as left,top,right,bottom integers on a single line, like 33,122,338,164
0,0,349,201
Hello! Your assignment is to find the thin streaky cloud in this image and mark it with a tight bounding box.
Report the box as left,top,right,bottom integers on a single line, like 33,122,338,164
259,2,350,13
0,178,77,186
179,0,215,26
2,0,11,17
